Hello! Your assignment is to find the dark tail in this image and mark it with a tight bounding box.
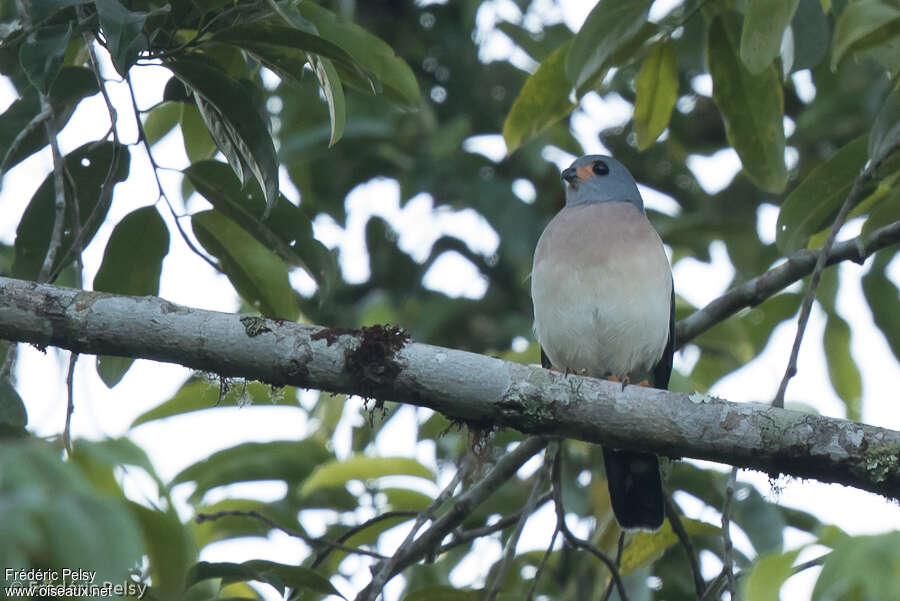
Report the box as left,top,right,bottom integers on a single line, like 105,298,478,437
602,446,664,530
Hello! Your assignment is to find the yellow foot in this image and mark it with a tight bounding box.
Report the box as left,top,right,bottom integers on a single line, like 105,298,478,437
605,375,650,390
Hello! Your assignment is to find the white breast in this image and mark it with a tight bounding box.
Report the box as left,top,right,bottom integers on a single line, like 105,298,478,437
531,202,672,381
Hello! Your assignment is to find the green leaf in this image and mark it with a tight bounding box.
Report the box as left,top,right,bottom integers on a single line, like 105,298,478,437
94,0,170,76
185,160,337,300
823,313,862,420
0,378,28,436
813,531,900,600
209,21,374,90
172,439,332,504
495,21,574,63
296,2,420,108
861,182,900,241
743,549,803,601
70,437,166,499
869,88,900,164
94,206,169,295
862,253,900,362
92,206,169,386
311,54,346,147
30,0,90,20
740,0,801,73
141,100,181,146
131,378,300,428
129,502,195,598
0,440,143,584
831,0,900,71
708,13,787,193
18,22,72,93
775,135,868,253
179,101,219,163
187,560,344,599
401,587,496,601
12,141,130,281
191,209,300,319
565,0,652,90
0,67,98,173
168,55,280,210
300,455,435,496
620,518,719,575
633,40,678,150
791,0,830,70
503,42,575,153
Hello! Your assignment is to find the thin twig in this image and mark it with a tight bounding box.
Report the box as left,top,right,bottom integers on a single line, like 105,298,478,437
195,509,388,561
438,492,553,554
599,532,626,601
62,353,77,454
355,436,550,601
676,218,900,347
721,467,738,599
793,554,827,574
80,27,119,144
665,495,705,600
484,452,552,601
0,343,17,383
310,510,419,569
550,445,629,601
525,525,559,601
363,455,474,597
35,94,67,284
124,72,220,272
772,161,879,408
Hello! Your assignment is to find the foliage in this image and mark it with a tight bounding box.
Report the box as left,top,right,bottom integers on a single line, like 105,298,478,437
0,1,898,600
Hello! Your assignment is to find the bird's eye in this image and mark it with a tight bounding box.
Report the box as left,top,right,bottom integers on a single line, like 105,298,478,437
592,161,609,176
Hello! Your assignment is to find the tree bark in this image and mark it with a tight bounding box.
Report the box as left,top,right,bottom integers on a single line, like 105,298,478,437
1,275,898,497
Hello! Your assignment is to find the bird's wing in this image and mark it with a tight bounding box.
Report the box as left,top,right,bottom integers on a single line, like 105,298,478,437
651,283,675,389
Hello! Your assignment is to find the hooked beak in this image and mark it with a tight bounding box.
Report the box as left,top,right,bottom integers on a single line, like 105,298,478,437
561,167,579,187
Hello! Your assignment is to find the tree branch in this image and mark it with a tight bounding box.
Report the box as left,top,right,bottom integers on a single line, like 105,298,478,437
676,219,900,347
1,276,899,497
354,436,549,601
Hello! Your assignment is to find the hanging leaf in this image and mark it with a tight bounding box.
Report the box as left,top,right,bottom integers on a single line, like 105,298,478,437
191,209,300,320
743,549,804,601
869,88,900,164
92,206,170,387
300,455,435,496
209,21,374,90
503,42,575,153
0,67,98,173
740,0,801,73
813,532,900,600
831,0,900,70
708,13,788,193
861,254,900,362
775,135,868,253
12,141,130,281
184,160,337,301
296,2,420,108
18,22,72,93
823,313,863,420
168,55,280,210
633,40,679,150
186,560,345,599
94,0,170,76
565,0,652,91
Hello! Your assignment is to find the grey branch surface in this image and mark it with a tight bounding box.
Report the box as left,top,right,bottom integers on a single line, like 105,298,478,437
1,275,899,497
676,219,900,346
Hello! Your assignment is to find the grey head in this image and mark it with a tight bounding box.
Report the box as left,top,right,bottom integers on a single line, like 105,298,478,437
560,155,643,212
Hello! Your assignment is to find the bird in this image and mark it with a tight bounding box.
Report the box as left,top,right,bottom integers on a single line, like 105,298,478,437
531,154,674,530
